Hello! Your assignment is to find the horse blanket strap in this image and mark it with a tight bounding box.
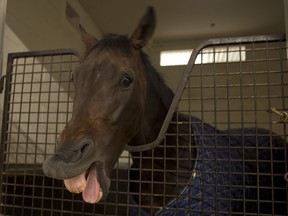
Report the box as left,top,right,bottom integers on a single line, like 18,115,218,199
130,117,286,216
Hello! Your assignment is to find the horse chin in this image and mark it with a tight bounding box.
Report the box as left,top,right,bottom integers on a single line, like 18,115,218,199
63,161,111,204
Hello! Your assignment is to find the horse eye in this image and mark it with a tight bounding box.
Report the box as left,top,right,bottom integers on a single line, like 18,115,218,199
120,74,133,87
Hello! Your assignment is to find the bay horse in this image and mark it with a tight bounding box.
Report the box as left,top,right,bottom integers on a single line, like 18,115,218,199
43,7,287,215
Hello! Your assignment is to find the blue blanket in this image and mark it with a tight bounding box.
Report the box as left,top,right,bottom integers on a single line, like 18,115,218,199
129,117,287,215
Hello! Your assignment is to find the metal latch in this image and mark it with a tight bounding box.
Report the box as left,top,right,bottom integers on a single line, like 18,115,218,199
268,107,288,122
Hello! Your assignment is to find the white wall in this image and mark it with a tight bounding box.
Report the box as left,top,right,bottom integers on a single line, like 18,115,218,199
5,0,101,52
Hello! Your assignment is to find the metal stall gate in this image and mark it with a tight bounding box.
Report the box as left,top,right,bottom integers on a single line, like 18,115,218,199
0,35,287,215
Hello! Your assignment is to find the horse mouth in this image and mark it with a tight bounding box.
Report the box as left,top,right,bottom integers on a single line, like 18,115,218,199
63,161,110,204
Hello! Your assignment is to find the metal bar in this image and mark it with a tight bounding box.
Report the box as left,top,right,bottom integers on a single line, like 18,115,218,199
0,0,7,78
0,50,14,211
3,49,81,62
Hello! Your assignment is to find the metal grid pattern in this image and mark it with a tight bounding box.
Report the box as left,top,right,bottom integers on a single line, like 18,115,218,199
0,35,287,216
0,50,80,215
164,35,288,215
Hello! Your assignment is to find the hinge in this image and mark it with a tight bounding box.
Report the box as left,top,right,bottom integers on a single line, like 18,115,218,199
0,75,6,93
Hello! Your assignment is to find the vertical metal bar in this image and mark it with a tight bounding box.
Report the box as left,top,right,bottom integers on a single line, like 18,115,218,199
265,39,275,215
0,52,13,214
284,0,288,59
0,0,7,185
0,0,7,78
19,56,27,216
38,55,46,216
279,37,288,216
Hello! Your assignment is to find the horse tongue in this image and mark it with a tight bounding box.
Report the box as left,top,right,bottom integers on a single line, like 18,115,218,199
82,163,101,203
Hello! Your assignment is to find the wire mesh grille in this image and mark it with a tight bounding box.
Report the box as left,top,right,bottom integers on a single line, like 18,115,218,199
0,36,287,216
0,50,80,215
168,36,288,215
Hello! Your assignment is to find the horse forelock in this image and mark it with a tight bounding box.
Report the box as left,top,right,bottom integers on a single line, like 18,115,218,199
83,34,134,59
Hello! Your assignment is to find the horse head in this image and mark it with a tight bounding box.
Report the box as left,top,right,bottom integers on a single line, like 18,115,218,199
43,7,156,203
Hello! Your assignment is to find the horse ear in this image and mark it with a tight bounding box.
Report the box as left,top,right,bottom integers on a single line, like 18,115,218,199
79,24,98,50
130,7,156,50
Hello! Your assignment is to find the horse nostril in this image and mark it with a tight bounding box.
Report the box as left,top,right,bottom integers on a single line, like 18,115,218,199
55,140,93,164
55,148,80,163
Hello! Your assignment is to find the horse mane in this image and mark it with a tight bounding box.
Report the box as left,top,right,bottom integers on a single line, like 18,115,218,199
140,52,175,111
88,34,175,111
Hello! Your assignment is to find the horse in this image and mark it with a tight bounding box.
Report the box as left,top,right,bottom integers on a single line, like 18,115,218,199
43,7,287,215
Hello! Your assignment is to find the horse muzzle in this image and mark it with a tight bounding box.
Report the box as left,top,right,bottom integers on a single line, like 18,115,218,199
42,141,111,203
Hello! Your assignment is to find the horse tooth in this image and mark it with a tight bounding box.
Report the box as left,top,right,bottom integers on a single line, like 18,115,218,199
97,190,103,202
77,185,86,193
71,184,86,193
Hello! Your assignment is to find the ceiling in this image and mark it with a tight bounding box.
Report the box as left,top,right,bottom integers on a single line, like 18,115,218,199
79,0,286,43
